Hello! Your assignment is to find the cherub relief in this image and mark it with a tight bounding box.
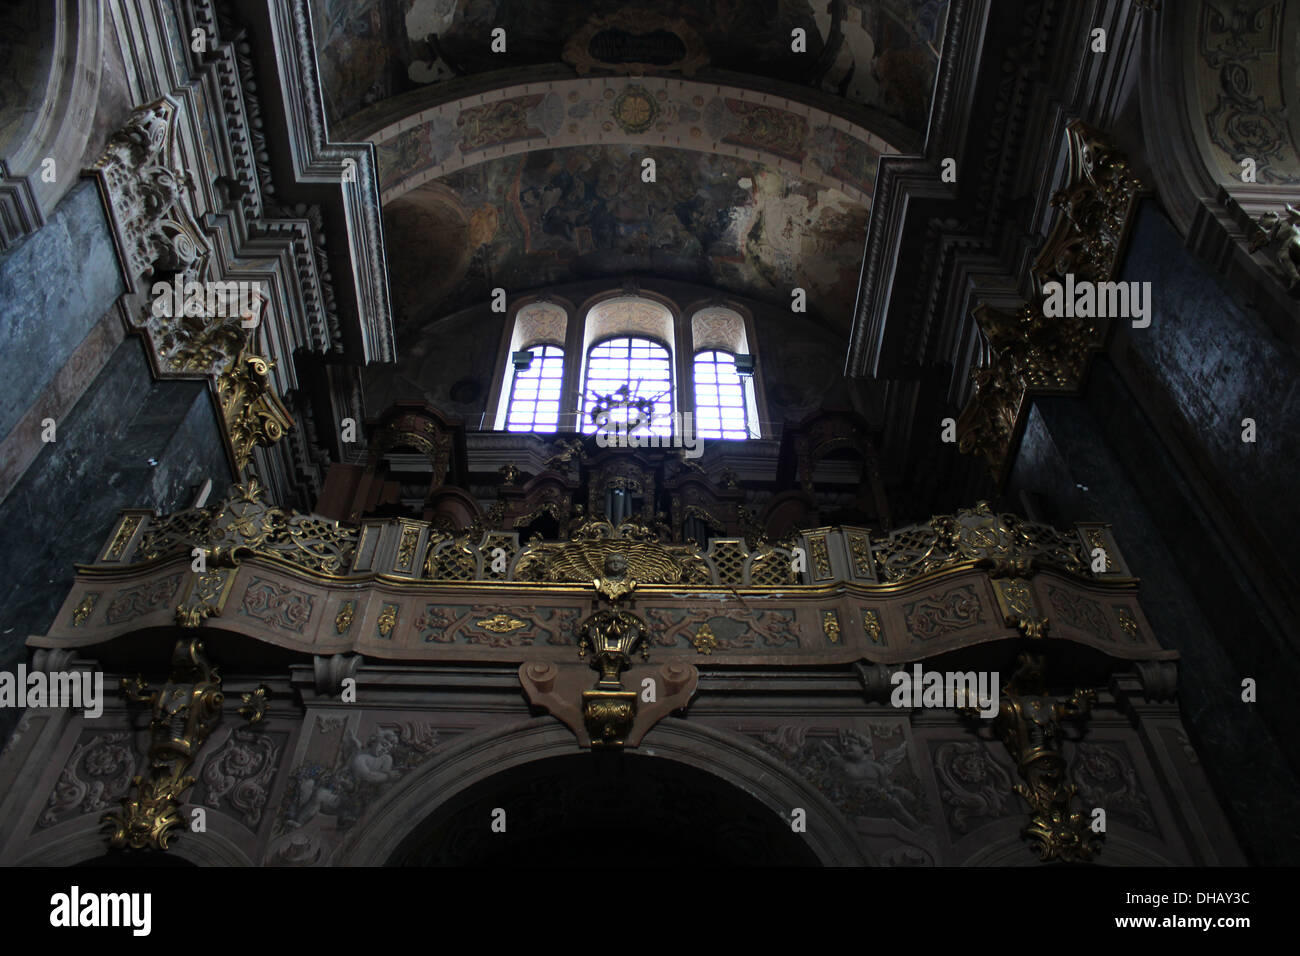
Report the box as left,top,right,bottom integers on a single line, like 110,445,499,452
1250,203,1300,294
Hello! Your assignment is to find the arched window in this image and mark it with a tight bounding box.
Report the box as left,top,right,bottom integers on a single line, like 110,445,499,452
581,336,674,436
493,292,764,438
693,350,749,439
505,344,564,433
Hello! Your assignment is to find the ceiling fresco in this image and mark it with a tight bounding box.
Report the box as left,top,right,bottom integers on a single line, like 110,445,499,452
371,76,889,206
311,0,951,135
382,144,872,331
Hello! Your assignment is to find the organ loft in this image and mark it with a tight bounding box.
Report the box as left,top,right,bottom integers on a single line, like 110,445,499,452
0,0,1296,868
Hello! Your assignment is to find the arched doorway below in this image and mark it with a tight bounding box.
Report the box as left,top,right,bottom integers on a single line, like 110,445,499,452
386,752,820,866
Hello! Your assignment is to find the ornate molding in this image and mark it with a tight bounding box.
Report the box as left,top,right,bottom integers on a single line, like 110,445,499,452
216,345,294,473
88,99,206,292
134,478,357,575
514,517,711,592
962,653,1100,862
104,639,225,850
561,10,709,77
0,160,45,252
956,121,1144,478
871,502,1089,583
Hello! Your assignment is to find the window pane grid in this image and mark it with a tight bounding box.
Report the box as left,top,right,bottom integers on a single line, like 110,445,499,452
693,350,749,439
506,345,564,433
582,337,674,436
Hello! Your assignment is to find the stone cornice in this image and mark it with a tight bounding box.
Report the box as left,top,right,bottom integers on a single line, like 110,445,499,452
229,0,394,364
846,0,1152,488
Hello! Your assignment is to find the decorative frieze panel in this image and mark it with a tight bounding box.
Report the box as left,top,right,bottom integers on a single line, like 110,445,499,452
931,740,1016,838
272,717,444,838
646,608,801,652
193,728,286,833
903,585,986,641
750,721,931,835
38,733,140,831
238,576,316,634
413,605,580,647
46,488,1169,671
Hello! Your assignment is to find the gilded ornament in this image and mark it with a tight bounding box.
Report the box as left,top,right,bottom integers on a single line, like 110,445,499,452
578,605,651,748
822,610,841,644
376,603,399,639
957,121,1143,478
72,593,99,627
104,639,224,851
335,600,355,635
396,525,420,571
862,609,883,644
238,684,270,723
1116,607,1139,640
106,515,142,560
216,343,293,472
994,577,1049,639
848,533,873,578
959,654,1099,862
873,502,1087,583
134,479,357,574
692,622,718,655
810,536,833,579
475,613,528,634
514,515,709,596
175,568,232,627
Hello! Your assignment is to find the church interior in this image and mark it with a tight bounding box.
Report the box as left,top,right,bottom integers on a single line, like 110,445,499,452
0,0,1296,868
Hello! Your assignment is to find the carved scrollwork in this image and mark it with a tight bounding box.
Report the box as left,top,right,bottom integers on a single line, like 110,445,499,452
216,344,293,472
136,478,357,575
199,728,280,828
515,516,710,592
104,639,225,851
960,653,1099,862
88,99,208,290
872,502,1088,583
957,122,1143,477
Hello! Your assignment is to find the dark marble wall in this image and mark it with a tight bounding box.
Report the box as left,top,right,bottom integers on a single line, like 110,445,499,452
1118,202,1299,607
0,339,228,748
1004,198,1300,864
0,180,125,440
1007,368,1300,864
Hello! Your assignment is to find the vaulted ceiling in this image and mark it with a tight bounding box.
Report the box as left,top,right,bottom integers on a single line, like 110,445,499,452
309,0,952,336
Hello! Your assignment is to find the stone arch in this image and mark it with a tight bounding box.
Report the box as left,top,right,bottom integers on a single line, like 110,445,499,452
13,815,255,867
1141,0,1300,235
0,0,107,244
962,829,1179,867
330,716,870,865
